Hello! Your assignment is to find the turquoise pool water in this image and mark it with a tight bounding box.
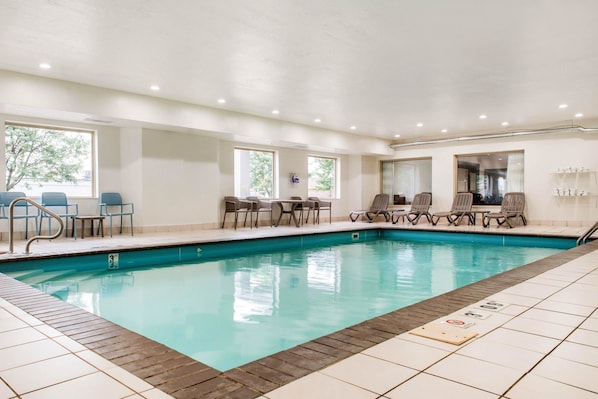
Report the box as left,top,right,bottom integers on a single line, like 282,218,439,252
2,230,572,371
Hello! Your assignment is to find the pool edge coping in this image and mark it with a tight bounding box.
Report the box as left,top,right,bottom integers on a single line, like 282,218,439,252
0,234,596,399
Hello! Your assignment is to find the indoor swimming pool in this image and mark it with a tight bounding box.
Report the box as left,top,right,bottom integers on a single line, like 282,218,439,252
1,230,574,371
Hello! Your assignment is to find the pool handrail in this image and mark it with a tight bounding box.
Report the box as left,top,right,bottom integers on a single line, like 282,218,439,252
8,197,64,254
576,221,598,246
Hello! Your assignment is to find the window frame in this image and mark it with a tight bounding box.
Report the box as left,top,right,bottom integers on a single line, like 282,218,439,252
380,157,432,205
233,147,277,198
4,121,98,198
307,155,339,200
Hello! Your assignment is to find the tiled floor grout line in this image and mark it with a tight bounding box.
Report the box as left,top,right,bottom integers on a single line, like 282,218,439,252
472,259,598,397
496,272,597,398
0,282,174,399
9,332,165,398
502,261,598,398
262,247,598,398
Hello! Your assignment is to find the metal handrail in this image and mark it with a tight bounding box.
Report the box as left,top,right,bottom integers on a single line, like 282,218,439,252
9,197,64,254
576,221,598,246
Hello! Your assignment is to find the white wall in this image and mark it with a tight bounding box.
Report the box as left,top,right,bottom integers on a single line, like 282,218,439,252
0,70,393,157
2,116,595,233
1,70,596,231
141,129,220,227
393,132,598,225
0,116,368,233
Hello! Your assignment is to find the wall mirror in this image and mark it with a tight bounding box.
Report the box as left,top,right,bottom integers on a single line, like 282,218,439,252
456,151,524,205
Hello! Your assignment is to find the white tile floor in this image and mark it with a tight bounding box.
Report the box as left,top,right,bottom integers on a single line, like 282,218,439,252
0,222,596,398
261,247,598,399
0,296,175,399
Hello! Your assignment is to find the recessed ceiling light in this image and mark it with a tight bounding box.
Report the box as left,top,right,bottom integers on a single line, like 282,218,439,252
558,103,568,109
501,121,509,126
479,114,487,119
217,98,226,104
150,85,160,91
39,63,51,69
441,129,447,133
416,123,423,127
271,109,279,115
349,125,357,130
394,134,401,138
314,118,321,123
574,113,584,118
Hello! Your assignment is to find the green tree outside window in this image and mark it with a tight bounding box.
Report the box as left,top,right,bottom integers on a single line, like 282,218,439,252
5,124,92,194
308,156,336,198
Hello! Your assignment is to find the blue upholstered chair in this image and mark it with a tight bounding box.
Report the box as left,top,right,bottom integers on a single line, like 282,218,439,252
0,191,39,238
99,192,134,237
39,192,78,238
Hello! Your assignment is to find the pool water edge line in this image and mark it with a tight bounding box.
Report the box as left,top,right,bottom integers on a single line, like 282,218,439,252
0,241,596,399
0,226,579,266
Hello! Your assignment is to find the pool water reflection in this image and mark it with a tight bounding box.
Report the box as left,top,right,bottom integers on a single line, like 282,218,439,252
7,238,563,371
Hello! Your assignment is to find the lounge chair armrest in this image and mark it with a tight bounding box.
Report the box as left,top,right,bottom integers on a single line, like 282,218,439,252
100,202,134,215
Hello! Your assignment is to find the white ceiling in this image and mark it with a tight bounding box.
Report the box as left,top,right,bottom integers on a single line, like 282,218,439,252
1,0,598,143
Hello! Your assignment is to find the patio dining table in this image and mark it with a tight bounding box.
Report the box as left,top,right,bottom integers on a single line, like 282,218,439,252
269,199,305,227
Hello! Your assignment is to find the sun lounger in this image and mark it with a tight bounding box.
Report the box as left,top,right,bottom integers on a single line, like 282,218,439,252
483,192,527,228
431,192,473,226
349,193,390,222
391,192,432,225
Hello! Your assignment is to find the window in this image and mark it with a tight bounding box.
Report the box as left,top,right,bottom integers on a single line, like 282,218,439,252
381,158,432,205
234,148,275,197
308,156,338,198
456,151,524,205
5,123,96,197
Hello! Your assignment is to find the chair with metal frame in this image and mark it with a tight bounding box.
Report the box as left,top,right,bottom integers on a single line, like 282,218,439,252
246,196,273,227
307,197,332,224
221,196,252,229
0,191,39,239
39,192,79,238
99,192,134,237
290,196,310,225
